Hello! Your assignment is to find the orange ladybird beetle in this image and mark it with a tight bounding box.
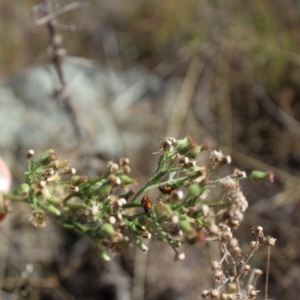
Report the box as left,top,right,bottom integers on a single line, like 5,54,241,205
159,185,175,194
141,196,152,214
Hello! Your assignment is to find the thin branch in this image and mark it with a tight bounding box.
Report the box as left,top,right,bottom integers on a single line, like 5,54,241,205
34,2,89,26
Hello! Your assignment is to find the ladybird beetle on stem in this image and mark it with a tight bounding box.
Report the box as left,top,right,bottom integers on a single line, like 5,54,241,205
159,185,175,194
141,196,152,214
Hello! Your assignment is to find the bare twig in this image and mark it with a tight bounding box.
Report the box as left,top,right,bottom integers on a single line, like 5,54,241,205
37,0,89,161
34,2,88,26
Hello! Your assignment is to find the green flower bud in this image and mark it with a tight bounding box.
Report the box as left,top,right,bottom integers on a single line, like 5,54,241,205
70,176,82,185
135,238,148,252
138,215,149,226
250,170,274,183
179,219,192,233
188,184,201,197
45,205,61,216
174,138,189,155
99,249,111,261
20,183,30,198
95,181,112,198
48,196,60,206
188,145,202,159
35,168,44,175
39,149,58,166
100,223,115,237
119,175,135,185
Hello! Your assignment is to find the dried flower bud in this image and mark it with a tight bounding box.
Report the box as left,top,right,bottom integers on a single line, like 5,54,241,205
160,137,176,152
243,264,251,274
171,190,184,200
175,252,185,261
109,174,121,186
232,168,246,178
210,150,231,166
247,285,259,299
46,173,61,182
69,185,79,193
107,161,119,172
117,198,126,207
26,149,35,160
250,241,259,250
211,289,220,298
228,283,237,293
201,290,210,299
211,260,221,271
61,167,76,175
171,215,179,224
263,236,276,246
90,202,99,215
251,226,264,238
109,216,116,224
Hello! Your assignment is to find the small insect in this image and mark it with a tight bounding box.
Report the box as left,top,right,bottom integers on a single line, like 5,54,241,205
159,185,175,194
141,196,152,214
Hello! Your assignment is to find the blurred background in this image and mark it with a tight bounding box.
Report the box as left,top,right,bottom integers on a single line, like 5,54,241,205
0,0,300,299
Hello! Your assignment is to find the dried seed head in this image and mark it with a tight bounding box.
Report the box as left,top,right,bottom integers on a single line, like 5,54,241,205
220,176,238,191
211,289,220,298
211,260,221,271
29,209,48,228
160,137,176,151
232,168,246,178
210,150,231,166
229,237,239,248
228,283,237,293
107,161,119,173
250,241,259,250
209,223,219,235
243,264,251,274
263,236,276,246
201,289,210,299
247,285,260,299
251,226,264,238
